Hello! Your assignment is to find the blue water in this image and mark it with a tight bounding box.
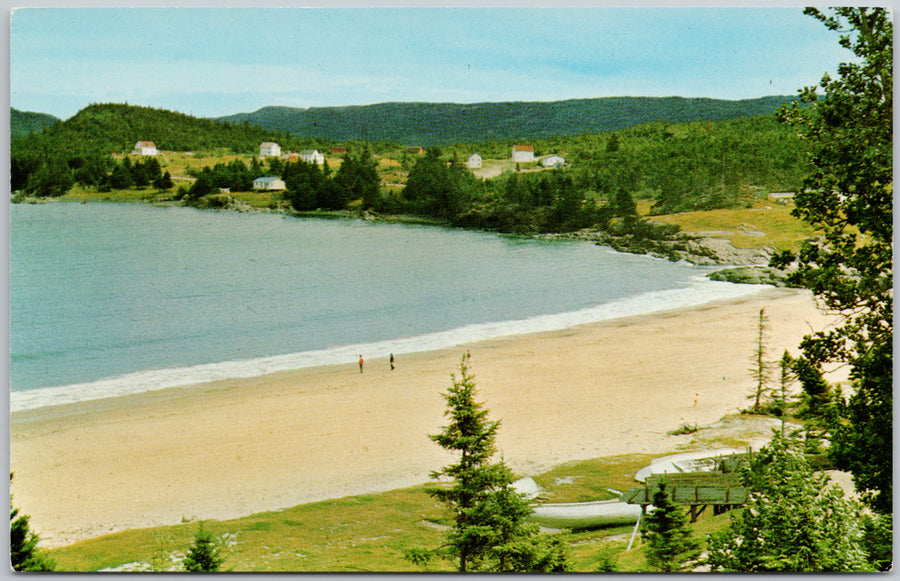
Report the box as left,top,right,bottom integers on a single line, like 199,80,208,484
10,202,762,411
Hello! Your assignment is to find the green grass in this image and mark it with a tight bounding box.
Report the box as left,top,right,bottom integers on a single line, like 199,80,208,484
642,200,816,253
45,451,738,572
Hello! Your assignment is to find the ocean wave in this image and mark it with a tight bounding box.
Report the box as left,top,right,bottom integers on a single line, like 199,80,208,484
10,279,768,413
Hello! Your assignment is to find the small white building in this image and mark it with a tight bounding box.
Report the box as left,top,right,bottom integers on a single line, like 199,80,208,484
252,176,286,191
467,153,483,169
511,144,535,163
541,155,565,168
768,192,796,204
132,141,158,156
298,149,325,165
260,142,282,158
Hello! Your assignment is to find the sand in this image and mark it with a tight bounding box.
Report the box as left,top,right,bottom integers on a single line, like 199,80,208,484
9,287,845,548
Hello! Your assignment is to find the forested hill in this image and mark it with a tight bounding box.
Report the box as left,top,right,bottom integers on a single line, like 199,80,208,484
12,103,327,158
11,108,60,141
216,95,797,145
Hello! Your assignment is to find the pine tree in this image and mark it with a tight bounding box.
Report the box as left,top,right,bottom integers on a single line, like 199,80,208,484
406,355,567,572
641,480,702,572
182,523,224,572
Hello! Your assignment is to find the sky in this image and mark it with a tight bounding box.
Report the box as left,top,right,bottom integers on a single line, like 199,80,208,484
9,3,856,121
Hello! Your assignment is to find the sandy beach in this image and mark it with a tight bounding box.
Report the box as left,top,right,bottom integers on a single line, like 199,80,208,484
10,287,844,548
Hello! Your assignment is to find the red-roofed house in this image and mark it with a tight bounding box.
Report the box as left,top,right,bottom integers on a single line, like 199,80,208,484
511,144,534,163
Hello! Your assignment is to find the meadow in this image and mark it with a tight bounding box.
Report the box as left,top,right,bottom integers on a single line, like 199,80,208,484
46,452,732,572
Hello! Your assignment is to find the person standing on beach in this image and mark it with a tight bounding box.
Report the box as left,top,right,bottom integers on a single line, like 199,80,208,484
359,355,364,373
390,353,395,371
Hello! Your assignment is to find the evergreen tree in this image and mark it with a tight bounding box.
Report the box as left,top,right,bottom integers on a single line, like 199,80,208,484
153,171,174,191
793,356,830,419
406,355,568,572
830,341,892,513
859,512,892,571
641,480,702,572
773,8,892,514
186,170,215,200
747,308,772,413
10,475,55,572
613,189,637,219
23,157,74,197
707,433,870,572
109,161,134,190
182,523,224,572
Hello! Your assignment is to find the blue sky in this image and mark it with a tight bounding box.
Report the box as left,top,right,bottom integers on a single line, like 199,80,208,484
9,5,853,120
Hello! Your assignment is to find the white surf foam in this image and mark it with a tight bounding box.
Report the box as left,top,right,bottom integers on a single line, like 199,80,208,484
10,279,769,413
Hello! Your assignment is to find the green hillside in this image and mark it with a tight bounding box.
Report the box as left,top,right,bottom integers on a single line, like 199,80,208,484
216,95,797,145
11,108,60,141
12,103,330,159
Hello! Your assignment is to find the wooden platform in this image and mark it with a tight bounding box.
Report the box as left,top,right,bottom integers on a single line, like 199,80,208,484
622,472,749,522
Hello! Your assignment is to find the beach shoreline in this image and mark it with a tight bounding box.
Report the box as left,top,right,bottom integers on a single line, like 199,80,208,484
10,287,844,548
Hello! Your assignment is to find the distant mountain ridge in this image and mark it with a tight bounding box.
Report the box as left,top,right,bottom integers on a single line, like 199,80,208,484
11,108,60,141
216,95,797,145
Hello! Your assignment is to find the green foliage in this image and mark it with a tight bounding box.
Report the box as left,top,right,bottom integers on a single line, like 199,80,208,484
640,480,702,571
182,523,225,572
217,96,797,146
22,157,74,197
772,8,892,513
333,146,382,210
282,159,328,210
829,341,892,513
10,475,55,572
10,103,331,195
11,107,59,141
410,355,568,572
154,171,175,191
403,148,480,221
593,548,618,572
860,512,892,571
707,433,870,572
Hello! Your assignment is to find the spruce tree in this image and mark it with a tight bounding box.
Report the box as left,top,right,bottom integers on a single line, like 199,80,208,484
707,433,870,572
406,355,567,572
641,480,702,572
182,523,224,572
747,308,772,413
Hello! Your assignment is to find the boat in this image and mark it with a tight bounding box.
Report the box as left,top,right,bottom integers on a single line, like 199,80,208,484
634,448,748,482
530,500,643,529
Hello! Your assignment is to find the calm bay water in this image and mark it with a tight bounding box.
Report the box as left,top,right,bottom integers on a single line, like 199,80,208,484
10,202,760,411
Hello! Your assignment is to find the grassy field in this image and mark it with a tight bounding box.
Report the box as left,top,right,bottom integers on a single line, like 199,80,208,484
639,199,815,253
44,451,740,573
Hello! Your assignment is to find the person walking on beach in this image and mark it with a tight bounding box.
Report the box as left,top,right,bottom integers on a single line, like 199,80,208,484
359,355,364,373
390,353,395,371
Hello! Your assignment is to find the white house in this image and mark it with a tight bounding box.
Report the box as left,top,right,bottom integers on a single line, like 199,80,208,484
541,155,565,168
467,153,483,169
260,142,281,158
298,149,325,164
253,176,286,191
511,144,535,163
132,141,158,156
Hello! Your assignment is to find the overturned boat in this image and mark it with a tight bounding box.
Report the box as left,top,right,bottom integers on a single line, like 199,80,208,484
530,499,643,529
